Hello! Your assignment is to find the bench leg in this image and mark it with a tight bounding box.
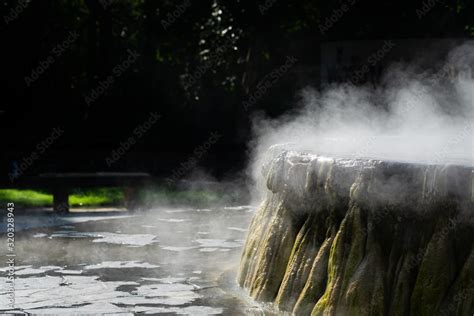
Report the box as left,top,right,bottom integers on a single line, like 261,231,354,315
53,189,69,213
123,186,139,211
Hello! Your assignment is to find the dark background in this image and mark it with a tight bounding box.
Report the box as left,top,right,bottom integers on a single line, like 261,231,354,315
0,0,473,182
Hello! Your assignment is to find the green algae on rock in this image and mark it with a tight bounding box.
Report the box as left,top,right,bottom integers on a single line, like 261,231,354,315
238,150,473,315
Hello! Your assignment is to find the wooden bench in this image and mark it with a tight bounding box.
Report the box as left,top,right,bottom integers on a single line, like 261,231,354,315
0,172,152,212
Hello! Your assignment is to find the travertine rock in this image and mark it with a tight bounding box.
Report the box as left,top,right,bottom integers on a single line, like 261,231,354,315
238,150,473,315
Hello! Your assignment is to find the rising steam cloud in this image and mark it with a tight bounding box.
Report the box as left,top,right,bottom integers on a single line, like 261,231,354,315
249,43,474,192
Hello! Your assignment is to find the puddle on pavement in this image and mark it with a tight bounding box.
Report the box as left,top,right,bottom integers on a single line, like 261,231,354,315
0,206,261,315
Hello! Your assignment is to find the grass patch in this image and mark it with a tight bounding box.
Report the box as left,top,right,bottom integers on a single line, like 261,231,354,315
0,183,244,209
0,188,124,207
0,189,52,206
69,188,123,207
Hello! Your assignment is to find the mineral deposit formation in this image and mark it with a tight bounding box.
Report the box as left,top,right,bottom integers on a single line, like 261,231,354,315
239,149,473,315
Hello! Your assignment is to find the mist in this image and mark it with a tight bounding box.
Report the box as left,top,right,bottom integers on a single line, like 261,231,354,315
249,43,474,198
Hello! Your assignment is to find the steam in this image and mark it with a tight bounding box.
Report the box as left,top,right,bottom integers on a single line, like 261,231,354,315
249,43,474,198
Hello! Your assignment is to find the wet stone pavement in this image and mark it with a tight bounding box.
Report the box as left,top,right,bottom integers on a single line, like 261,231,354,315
0,206,263,315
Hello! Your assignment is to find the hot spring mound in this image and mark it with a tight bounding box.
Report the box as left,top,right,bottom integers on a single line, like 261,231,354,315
238,150,473,315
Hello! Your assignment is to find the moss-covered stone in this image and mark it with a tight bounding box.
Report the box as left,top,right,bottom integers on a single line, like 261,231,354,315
238,150,473,315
